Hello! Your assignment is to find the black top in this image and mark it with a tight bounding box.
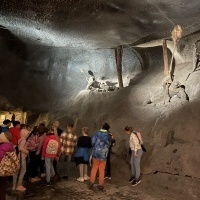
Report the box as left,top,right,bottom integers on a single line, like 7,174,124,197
77,136,92,148
57,128,63,137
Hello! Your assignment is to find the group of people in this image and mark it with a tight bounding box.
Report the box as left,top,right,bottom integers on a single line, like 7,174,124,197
0,118,145,199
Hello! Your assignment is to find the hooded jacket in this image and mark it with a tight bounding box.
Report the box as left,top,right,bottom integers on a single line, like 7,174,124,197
10,127,21,146
92,129,111,161
42,134,60,158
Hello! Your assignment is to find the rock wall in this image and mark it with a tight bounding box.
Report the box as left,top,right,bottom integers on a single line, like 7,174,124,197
53,45,200,182
0,27,143,111
1,24,200,197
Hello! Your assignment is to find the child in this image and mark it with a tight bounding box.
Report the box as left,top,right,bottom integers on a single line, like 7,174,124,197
36,123,48,177
89,123,111,192
58,124,77,179
26,126,41,182
74,127,92,182
41,127,60,186
9,121,21,148
105,133,115,179
124,126,144,186
13,125,30,191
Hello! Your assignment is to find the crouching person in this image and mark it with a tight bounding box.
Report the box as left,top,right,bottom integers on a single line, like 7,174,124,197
41,127,60,186
89,123,111,192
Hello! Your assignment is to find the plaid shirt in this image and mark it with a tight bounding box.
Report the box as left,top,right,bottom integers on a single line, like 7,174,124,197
60,132,77,155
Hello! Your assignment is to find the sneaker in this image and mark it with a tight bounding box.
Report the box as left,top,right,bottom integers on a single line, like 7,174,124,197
129,176,135,183
41,173,46,178
84,175,90,181
131,179,141,186
30,177,41,182
105,176,111,180
89,182,94,190
98,185,106,192
46,182,51,186
16,185,26,191
77,177,84,182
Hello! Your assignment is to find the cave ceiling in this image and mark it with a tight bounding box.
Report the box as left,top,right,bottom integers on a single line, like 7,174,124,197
0,0,200,49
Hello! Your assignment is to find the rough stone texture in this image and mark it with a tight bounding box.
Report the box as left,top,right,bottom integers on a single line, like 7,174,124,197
0,27,143,110
1,0,200,199
6,156,200,200
52,44,200,192
0,0,200,48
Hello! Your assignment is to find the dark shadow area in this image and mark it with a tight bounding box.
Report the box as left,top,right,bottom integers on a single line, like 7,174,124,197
0,25,28,106
129,46,163,86
180,85,190,101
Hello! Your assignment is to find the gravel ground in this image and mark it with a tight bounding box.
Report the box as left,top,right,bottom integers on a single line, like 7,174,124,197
7,176,169,200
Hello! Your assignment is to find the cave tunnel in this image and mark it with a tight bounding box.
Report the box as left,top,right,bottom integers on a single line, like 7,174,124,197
0,1,200,200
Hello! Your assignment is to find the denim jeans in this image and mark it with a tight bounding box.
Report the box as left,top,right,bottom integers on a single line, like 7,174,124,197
45,157,55,182
130,149,143,179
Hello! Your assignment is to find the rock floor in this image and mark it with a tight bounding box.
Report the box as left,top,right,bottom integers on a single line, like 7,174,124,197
7,177,165,200
6,176,176,200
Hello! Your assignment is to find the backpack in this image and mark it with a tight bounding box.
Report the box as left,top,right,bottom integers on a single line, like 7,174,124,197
0,151,20,176
133,131,147,152
26,134,39,152
46,139,59,155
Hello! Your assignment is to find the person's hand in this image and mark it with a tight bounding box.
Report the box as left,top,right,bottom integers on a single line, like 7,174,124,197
134,151,138,157
41,157,44,160
35,151,39,155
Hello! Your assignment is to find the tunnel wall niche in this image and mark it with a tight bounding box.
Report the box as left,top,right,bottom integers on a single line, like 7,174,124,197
0,40,143,111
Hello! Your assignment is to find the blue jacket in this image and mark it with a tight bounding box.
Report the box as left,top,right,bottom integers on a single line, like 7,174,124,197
0,125,10,133
75,147,90,162
92,129,111,161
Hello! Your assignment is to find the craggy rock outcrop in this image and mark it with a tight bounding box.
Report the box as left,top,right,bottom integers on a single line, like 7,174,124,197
1,1,200,198
54,43,200,181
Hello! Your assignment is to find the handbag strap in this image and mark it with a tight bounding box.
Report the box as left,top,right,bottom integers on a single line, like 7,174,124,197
133,131,142,145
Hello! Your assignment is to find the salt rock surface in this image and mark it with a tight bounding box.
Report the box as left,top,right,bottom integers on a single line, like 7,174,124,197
55,61,200,180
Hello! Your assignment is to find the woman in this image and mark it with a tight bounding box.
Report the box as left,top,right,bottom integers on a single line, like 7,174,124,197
124,126,143,186
13,125,30,191
75,127,92,182
26,126,41,182
36,123,47,177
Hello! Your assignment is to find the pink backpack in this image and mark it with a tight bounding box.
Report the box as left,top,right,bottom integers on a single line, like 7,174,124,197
26,135,39,152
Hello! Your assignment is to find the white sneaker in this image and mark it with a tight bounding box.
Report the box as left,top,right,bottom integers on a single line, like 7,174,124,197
84,175,90,181
41,173,46,178
77,177,84,182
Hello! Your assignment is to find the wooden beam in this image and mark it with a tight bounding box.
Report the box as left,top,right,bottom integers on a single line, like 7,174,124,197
163,39,169,76
115,45,124,88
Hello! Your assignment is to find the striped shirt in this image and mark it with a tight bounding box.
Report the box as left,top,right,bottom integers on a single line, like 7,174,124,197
60,132,77,155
